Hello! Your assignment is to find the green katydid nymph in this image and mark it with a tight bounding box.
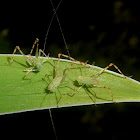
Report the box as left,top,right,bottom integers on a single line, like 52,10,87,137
11,38,49,80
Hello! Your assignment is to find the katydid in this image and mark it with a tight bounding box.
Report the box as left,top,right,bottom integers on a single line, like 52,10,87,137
11,38,49,80
43,54,75,106
69,63,128,103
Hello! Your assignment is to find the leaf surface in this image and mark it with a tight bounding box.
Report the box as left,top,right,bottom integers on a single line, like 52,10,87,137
0,54,140,114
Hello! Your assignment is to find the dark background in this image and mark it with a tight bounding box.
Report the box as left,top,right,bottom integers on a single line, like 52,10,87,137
0,0,140,139
1,103,140,140
0,0,140,80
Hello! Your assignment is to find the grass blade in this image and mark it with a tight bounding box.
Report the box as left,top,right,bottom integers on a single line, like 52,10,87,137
0,54,140,114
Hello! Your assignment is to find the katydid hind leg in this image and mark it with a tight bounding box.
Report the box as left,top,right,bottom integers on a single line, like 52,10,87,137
95,63,127,78
85,88,97,104
11,46,28,64
29,38,39,57
94,85,114,102
61,61,74,83
58,53,91,67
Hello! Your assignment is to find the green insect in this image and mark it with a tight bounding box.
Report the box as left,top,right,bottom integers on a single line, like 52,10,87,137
11,38,49,80
42,53,93,106
42,55,73,106
69,63,127,103
52,53,128,103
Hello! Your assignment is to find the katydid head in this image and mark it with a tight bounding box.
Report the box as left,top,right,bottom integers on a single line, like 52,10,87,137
76,76,99,87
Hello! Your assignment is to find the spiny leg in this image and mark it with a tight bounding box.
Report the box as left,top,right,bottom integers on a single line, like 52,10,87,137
87,88,97,104
58,53,91,67
56,85,83,106
57,53,86,79
95,63,127,78
39,49,50,63
56,53,75,83
43,73,51,82
61,61,74,83
65,85,83,97
94,85,114,102
11,46,26,64
39,49,49,58
29,38,39,56
56,85,83,107
66,85,97,105
56,89,62,107
24,67,38,80
23,71,32,80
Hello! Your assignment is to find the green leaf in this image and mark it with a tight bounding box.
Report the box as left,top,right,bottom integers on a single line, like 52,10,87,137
0,54,140,114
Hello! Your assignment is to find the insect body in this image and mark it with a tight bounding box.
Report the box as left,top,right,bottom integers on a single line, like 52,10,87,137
45,54,127,104
43,53,93,105
70,63,128,103
76,75,113,102
11,38,49,80
48,75,63,93
77,76,99,87
43,55,74,106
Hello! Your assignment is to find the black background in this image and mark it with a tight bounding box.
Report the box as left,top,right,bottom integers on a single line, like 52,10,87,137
0,0,140,81
0,1,140,139
1,103,140,140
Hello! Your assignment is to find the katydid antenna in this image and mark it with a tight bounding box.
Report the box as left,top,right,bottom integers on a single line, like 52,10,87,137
43,0,70,57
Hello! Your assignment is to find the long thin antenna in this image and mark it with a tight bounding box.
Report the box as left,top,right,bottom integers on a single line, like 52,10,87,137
43,0,70,57
43,1,71,140
40,94,58,140
43,0,62,52
49,109,58,140
49,0,70,57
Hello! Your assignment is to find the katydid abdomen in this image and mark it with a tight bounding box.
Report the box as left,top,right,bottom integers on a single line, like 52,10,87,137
77,76,99,87
48,75,63,92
